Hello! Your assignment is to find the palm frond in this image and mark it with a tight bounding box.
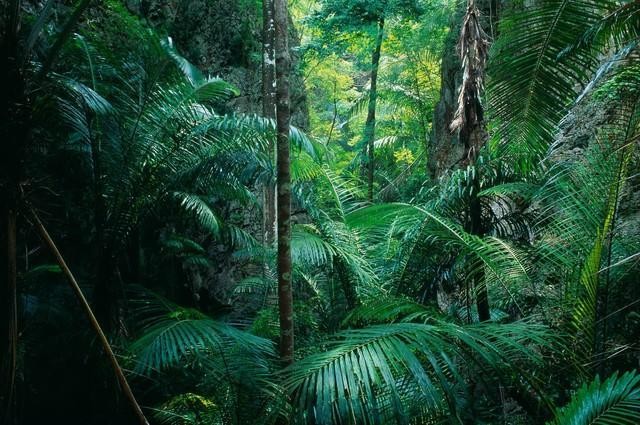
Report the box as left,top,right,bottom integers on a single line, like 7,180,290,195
284,321,554,425
347,203,531,306
129,290,274,376
488,0,617,165
373,135,400,149
291,225,336,267
163,37,239,100
151,393,222,425
550,371,640,425
342,297,440,326
23,0,56,60
204,113,320,160
563,1,640,59
171,192,222,237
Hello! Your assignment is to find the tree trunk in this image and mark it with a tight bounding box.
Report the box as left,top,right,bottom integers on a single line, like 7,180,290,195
464,116,490,323
469,176,490,322
1,208,18,425
39,0,94,77
88,115,116,332
262,0,277,246
363,18,384,203
274,0,294,365
452,0,491,322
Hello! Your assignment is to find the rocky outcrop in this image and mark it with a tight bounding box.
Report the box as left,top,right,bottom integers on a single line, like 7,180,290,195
551,87,640,240
123,0,310,308
128,0,309,127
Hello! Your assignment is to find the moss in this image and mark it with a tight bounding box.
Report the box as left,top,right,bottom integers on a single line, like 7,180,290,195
155,393,222,425
168,307,207,321
82,0,153,57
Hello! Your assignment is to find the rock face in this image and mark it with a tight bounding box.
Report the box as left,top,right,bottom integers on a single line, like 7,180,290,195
552,91,640,241
129,0,309,128
125,0,310,308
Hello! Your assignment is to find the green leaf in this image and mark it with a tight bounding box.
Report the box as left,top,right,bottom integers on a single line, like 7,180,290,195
551,371,640,425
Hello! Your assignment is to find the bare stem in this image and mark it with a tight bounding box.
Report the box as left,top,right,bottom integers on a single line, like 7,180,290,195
29,208,149,425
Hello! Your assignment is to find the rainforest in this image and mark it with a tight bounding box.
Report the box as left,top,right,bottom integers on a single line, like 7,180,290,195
1,0,640,424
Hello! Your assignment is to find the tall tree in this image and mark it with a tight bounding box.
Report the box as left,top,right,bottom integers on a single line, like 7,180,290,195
310,0,421,202
274,0,294,365
262,0,277,245
450,0,491,321
364,18,384,202
1,2,31,419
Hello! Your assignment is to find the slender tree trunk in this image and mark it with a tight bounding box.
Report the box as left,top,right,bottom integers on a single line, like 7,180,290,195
39,0,93,77
335,256,359,310
262,0,277,246
126,227,142,283
463,128,490,323
1,208,18,425
469,175,490,322
30,210,149,425
409,62,430,169
1,13,26,419
88,117,116,332
274,0,294,365
363,18,384,203
598,146,630,374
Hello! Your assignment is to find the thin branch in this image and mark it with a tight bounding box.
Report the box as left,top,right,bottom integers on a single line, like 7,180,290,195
29,208,149,425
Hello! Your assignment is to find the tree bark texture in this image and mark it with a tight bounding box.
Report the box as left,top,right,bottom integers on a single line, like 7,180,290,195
429,0,496,179
262,0,277,246
274,0,294,365
363,19,384,203
452,0,491,322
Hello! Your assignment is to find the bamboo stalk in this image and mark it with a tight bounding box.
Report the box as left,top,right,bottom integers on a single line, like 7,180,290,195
29,208,149,425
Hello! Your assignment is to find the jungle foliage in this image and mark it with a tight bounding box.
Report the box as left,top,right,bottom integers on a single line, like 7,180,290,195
1,0,639,424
